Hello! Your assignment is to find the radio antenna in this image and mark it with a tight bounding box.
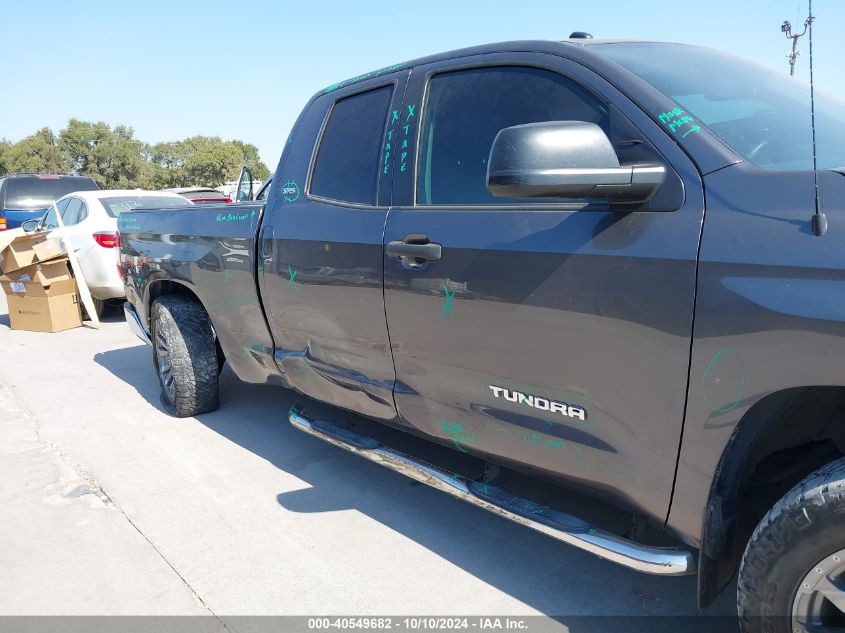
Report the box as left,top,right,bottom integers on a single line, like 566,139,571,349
806,0,827,236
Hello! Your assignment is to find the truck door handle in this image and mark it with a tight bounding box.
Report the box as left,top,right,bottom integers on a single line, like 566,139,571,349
386,238,442,263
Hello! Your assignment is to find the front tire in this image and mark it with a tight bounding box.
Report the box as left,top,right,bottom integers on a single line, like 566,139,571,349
737,457,845,633
151,295,219,417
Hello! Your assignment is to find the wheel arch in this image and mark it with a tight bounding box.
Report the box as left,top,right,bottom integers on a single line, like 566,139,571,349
698,385,845,606
146,279,224,366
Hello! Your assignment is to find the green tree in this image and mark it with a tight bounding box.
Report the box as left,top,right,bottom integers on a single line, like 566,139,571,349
143,140,189,188
0,139,10,176
3,120,271,189
181,136,243,187
5,128,66,174
230,140,271,180
58,119,143,188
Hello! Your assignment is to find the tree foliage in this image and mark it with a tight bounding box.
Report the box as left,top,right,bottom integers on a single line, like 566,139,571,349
0,120,272,190
59,119,144,189
4,128,66,174
0,139,10,176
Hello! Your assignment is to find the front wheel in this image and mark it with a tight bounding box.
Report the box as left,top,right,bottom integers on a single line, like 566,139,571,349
737,457,845,633
151,295,219,417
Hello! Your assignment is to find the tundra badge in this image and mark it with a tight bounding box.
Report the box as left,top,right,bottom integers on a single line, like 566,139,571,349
488,385,587,421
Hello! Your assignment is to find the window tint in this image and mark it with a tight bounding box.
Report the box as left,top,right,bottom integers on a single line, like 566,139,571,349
3,176,98,210
418,66,609,205
311,85,394,205
62,198,83,225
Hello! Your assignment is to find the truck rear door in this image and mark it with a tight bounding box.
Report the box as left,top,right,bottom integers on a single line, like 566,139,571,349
382,53,705,523
259,71,409,421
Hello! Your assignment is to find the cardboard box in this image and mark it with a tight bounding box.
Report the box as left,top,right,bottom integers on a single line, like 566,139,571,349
0,233,66,275
1,278,81,333
0,258,72,287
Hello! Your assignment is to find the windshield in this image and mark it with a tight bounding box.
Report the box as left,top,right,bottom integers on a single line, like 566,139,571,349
99,195,192,217
4,176,98,210
593,42,845,170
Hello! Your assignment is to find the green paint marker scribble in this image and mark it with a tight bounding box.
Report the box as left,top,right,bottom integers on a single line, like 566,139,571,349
440,286,456,317
223,270,232,284
287,265,298,290
440,419,475,453
658,106,701,137
406,104,416,121
701,347,746,413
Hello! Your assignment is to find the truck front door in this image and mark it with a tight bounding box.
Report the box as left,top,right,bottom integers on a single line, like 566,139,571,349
382,54,704,523
261,72,408,421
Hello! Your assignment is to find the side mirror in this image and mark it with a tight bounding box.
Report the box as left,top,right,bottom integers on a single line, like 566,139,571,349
21,219,40,232
236,166,254,202
486,121,665,205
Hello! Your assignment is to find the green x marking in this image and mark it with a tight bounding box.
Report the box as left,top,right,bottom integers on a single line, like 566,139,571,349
406,104,416,120
391,109,399,124
440,285,455,317
288,265,298,289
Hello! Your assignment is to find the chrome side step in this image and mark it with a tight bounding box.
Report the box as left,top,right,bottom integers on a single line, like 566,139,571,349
288,406,696,576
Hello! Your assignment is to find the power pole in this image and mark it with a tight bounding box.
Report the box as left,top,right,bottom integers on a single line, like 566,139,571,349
782,10,814,76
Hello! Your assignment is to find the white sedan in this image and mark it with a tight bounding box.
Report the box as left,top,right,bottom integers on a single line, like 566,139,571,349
24,190,192,316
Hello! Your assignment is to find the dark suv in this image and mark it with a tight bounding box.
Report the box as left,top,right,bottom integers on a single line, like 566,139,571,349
0,173,99,230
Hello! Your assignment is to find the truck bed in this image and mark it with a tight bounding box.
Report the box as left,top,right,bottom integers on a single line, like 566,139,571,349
118,203,281,386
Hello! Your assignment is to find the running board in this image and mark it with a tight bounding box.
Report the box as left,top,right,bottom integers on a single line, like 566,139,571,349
288,406,696,576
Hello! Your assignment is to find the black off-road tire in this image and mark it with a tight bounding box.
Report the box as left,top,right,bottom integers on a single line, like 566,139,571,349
737,457,845,633
151,295,219,417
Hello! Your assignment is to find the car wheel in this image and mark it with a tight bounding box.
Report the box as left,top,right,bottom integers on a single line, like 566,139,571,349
151,295,219,417
81,297,107,321
737,456,845,633
93,298,107,318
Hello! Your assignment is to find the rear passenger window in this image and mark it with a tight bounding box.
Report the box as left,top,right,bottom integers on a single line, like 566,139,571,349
62,198,83,225
417,66,609,206
310,85,394,205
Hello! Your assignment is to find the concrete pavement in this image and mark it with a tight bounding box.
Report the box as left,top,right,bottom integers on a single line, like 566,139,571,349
0,291,736,627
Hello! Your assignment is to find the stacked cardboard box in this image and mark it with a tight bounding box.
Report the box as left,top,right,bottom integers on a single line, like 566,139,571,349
0,232,82,333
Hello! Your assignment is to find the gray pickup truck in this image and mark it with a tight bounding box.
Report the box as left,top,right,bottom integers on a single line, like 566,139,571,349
120,38,845,631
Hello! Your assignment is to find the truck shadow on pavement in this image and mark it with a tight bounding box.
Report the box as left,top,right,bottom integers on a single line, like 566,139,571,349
95,344,737,630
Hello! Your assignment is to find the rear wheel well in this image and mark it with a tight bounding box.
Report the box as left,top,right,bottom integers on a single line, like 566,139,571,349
147,280,224,368
698,386,845,606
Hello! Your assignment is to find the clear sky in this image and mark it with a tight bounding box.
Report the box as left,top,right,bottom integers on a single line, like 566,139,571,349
3,0,843,169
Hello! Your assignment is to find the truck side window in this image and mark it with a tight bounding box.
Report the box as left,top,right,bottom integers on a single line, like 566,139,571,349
417,66,609,206
310,85,394,205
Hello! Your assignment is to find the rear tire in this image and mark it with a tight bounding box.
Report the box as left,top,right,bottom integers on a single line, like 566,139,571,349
737,457,845,633
93,298,107,318
151,295,219,417
82,297,107,321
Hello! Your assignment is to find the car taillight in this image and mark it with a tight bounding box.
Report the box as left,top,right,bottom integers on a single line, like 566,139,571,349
0,217,6,231
93,231,120,248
